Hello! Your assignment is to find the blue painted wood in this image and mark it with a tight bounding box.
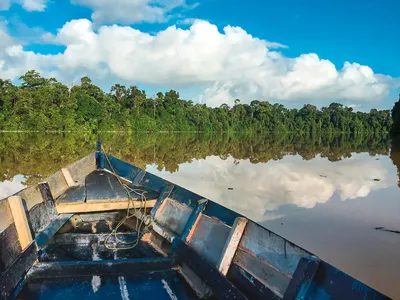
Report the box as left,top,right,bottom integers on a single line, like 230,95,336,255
28,257,176,279
96,153,104,170
283,257,320,300
169,186,204,208
96,140,101,152
240,222,312,277
173,239,248,300
17,270,198,300
104,154,168,192
151,183,175,219
301,261,391,300
181,199,208,241
203,201,242,227
103,154,142,180
227,263,281,300
0,242,37,299
132,169,146,185
35,214,73,249
139,172,169,193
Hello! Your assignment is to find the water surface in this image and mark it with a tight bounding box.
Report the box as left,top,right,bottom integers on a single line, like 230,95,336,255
1,132,399,298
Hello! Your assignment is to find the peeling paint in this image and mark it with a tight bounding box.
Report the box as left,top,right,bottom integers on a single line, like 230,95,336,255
91,276,101,293
91,243,101,293
118,276,130,300
91,222,97,233
161,279,178,300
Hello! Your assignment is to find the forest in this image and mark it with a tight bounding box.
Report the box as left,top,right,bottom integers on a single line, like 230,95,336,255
0,70,394,133
0,132,392,185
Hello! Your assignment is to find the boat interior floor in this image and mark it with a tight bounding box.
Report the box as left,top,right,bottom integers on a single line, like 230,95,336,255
14,170,200,299
15,231,199,300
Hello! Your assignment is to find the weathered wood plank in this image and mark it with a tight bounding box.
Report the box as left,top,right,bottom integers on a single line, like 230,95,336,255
67,152,96,184
35,214,74,249
151,222,177,244
239,221,312,276
56,199,156,214
234,248,291,298
0,154,95,233
181,199,208,242
28,202,54,238
38,182,54,204
16,185,43,212
155,199,193,236
227,263,281,300
217,217,248,275
86,170,128,203
173,239,248,300
61,168,75,187
178,264,211,298
188,214,231,267
168,186,204,208
0,242,37,299
28,257,175,279
283,257,320,300
151,183,175,219
8,196,33,250
56,184,86,204
29,182,58,237
203,201,242,227
0,223,22,274
0,198,13,233
52,232,139,245
45,170,69,200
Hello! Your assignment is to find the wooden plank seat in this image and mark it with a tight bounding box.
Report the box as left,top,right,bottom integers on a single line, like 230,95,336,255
55,170,159,214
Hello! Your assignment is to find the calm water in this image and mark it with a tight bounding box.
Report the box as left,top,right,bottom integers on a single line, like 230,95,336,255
1,133,399,298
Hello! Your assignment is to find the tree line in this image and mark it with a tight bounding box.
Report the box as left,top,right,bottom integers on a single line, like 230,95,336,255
0,132,392,186
0,70,394,133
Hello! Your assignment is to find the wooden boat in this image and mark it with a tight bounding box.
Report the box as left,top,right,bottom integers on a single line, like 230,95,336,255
0,141,391,300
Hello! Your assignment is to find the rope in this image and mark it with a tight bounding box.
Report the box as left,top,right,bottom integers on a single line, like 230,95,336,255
101,145,153,251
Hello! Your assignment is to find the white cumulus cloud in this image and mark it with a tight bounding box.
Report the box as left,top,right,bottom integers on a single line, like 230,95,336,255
0,0,11,11
20,0,47,11
71,0,188,25
0,0,48,11
0,19,395,106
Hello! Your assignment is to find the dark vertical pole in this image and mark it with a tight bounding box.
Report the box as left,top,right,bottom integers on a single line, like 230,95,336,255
96,140,101,152
96,140,104,169
38,182,57,219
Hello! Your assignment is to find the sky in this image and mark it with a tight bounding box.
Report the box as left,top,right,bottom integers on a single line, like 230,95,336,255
0,0,399,110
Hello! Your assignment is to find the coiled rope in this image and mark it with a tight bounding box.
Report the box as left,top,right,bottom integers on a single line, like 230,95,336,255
101,146,153,250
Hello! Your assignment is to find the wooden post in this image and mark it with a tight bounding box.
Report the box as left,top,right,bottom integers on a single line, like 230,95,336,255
38,181,58,222
8,196,33,250
38,181,54,203
181,199,208,243
61,168,75,187
217,217,248,275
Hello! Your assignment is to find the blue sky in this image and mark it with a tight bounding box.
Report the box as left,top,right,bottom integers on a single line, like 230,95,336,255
0,0,399,109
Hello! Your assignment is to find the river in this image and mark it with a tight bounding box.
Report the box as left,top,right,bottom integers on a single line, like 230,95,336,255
0,132,399,298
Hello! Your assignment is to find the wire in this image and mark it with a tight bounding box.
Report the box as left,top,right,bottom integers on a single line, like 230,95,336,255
100,145,153,251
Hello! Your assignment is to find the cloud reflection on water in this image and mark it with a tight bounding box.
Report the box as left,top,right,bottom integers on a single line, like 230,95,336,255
146,153,394,222
0,175,26,199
